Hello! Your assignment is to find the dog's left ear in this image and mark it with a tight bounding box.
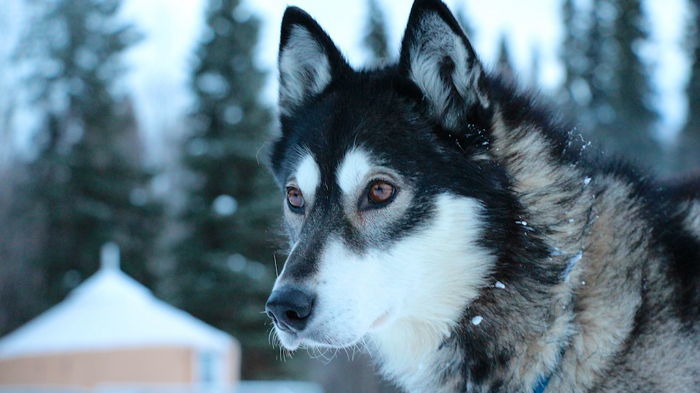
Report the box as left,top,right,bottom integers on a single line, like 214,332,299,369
278,7,351,116
399,0,489,129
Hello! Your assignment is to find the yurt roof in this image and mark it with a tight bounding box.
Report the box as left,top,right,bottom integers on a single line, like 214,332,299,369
0,244,235,359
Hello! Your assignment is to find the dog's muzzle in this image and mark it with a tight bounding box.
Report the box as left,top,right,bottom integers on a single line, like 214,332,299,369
265,286,315,333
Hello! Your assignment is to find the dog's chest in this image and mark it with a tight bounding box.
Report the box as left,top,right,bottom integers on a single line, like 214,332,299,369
375,340,468,393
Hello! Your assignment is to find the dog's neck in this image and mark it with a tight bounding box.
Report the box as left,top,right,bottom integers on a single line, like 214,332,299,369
368,273,579,393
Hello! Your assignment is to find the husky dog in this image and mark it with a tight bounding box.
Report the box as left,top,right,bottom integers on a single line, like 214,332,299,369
264,1,700,392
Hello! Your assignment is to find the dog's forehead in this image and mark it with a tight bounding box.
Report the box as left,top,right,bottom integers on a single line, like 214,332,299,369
336,148,373,194
280,97,395,175
272,73,453,196
293,152,321,194
287,145,376,194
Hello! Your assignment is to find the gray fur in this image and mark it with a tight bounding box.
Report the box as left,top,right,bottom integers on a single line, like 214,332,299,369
406,13,488,129
268,2,700,393
278,26,332,115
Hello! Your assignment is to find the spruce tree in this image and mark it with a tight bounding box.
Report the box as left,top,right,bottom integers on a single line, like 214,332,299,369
560,0,618,140
560,0,597,119
562,0,660,167
173,0,280,378
602,0,660,165
496,34,515,79
560,0,615,133
363,0,390,65
581,0,615,134
677,0,700,170
19,0,161,316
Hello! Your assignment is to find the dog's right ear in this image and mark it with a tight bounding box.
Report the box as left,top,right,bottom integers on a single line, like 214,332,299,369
278,7,351,116
399,0,489,130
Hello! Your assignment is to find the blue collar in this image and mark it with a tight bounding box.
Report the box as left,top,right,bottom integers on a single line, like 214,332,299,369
532,374,552,393
532,329,570,392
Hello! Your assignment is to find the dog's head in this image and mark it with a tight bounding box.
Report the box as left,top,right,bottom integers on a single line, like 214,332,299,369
266,0,513,352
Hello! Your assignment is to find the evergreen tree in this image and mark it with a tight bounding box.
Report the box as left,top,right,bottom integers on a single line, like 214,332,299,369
603,0,660,165
581,0,615,134
560,0,616,134
16,0,161,320
363,0,390,65
561,0,660,167
173,0,280,378
496,34,515,79
560,0,593,113
0,165,46,335
677,0,700,170
560,0,618,140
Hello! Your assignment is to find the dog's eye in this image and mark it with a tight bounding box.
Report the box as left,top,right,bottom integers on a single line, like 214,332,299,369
286,186,305,211
367,180,396,205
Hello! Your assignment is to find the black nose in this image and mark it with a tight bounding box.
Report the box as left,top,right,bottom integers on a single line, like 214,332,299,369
265,287,315,333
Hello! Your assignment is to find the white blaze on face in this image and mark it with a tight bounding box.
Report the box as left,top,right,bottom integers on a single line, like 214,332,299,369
275,146,495,364
295,153,321,204
336,148,372,194
308,190,494,357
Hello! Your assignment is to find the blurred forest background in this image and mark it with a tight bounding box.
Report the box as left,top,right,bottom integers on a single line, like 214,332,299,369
0,0,699,392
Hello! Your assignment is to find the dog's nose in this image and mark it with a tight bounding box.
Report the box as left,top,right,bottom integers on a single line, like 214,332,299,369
265,287,315,333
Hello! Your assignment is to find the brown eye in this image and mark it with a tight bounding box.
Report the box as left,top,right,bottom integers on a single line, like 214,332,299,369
367,180,396,204
286,186,305,210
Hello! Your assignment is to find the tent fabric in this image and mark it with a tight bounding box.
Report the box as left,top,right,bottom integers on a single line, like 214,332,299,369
0,266,234,359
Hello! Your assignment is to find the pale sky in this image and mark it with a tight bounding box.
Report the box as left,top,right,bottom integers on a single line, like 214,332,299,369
118,0,688,158
1,0,690,161
249,0,566,90
248,0,688,143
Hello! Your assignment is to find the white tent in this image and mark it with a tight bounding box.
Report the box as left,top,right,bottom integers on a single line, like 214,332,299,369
0,244,240,390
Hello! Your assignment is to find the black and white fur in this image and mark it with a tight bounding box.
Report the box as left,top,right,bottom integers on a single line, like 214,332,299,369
264,1,700,392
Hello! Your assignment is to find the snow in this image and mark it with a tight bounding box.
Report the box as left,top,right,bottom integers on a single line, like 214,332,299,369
197,72,229,97
227,254,248,272
224,105,244,125
235,381,323,393
561,250,584,282
494,281,506,289
100,242,120,271
213,194,238,216
569,251,583,265
471,316,483,326
583,177,592,186
516,220,535,232
0,262,235,359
